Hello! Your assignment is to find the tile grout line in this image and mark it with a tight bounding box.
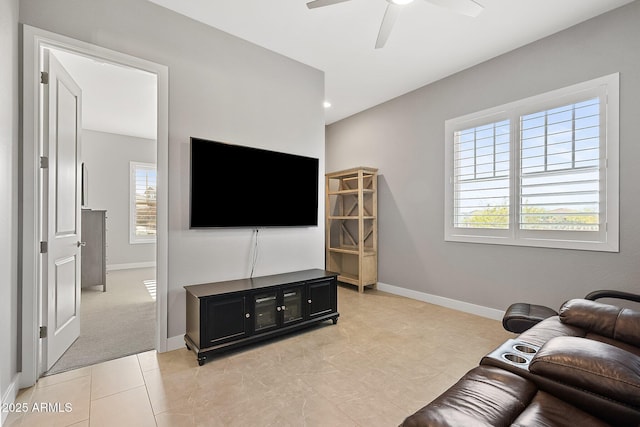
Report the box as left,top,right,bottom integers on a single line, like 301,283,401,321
137,353,159,427
86,365,93,426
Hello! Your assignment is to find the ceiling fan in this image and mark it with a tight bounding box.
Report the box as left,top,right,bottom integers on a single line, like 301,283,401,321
306,0,484,49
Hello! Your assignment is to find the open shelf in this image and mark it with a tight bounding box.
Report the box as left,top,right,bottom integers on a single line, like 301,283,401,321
328,188,375,196
325,167,378,293
327,216,376,220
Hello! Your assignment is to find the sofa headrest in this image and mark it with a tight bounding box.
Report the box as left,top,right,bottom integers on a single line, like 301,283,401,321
559,299,640,348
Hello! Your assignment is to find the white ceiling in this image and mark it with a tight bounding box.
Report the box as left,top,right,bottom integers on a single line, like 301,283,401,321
148,0,634,124
52,49,158,140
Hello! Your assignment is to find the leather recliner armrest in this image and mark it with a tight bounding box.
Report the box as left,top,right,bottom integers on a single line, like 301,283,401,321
529,336,640,409
559,299,640,348
585,289,640,303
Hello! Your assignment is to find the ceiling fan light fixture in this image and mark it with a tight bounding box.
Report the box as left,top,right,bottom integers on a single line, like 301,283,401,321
390,0,414,4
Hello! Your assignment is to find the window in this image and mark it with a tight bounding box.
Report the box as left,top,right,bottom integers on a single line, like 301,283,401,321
453,119,511,230
130,162,157,244
444,74,619,252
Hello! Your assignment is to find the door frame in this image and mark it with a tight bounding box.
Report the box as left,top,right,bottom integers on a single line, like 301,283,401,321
21,24,169,387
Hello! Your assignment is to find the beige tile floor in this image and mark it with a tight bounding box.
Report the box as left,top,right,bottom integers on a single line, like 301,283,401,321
5,285,512,427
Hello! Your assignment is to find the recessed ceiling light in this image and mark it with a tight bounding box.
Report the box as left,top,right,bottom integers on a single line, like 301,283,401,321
390,0,415,5
323,101,332,108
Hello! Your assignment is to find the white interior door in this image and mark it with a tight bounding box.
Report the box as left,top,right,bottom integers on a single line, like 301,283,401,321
43,50,83,370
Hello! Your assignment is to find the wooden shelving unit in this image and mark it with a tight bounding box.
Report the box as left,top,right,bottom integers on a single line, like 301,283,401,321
325,167,378,293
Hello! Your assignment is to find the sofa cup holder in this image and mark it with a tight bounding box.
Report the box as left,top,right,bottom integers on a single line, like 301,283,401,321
483,339,540,370
513,344,537,354
502,353,528,364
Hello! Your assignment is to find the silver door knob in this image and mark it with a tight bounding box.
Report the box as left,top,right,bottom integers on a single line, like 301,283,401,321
77,241,86,247
276,306,282,311
308,299,312,303
245,313,250,318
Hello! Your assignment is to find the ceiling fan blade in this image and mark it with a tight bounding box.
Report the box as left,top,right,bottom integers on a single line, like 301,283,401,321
306,0,352,9
375,3,402,49
425,0,483,17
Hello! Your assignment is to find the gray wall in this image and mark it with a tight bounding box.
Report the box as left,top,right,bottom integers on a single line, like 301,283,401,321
81,130,156,268
20,0,325,340
327,1,640,311
0,0,19,416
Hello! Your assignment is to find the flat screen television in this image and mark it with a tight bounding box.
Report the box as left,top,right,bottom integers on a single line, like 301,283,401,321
190,138,319,228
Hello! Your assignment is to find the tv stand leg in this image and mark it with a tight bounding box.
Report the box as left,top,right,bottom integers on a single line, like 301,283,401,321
197,355,206,366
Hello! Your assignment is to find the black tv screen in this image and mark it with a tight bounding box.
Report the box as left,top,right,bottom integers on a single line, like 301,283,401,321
190,138,319,228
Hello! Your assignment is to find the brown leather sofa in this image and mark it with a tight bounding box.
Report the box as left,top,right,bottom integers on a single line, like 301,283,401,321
401,294,640,427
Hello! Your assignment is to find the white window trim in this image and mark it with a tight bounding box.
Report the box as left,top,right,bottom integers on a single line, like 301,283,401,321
130,161,157,244
444,73,619,252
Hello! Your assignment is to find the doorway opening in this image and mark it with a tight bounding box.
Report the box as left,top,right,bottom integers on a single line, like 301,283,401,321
44,49,158,375
21,25,169,386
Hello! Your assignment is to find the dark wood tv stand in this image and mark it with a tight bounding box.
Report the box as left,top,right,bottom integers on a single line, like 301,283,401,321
184,269,339,365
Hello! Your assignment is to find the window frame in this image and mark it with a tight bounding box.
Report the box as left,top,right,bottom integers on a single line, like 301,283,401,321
130,161,157,244
444,73,619,252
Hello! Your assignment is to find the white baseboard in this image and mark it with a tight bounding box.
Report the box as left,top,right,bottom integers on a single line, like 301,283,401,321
106,261,156,271
376,282,505,321
1,374,19,426
166,335,185,352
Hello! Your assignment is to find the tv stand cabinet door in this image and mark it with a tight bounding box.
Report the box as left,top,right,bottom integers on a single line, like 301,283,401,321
281,284,306,326
203,295,251,347
307,278,337,319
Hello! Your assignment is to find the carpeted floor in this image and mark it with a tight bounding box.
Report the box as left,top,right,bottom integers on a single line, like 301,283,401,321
46,268,156,375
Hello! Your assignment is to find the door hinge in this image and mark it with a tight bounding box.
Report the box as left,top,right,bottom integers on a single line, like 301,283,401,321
39,326,47,339
40,156,49,169
40,241,48,253
40,71,49,84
